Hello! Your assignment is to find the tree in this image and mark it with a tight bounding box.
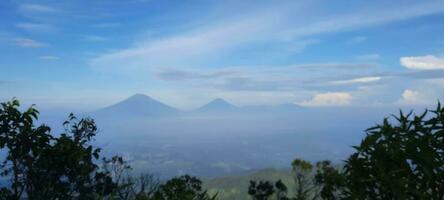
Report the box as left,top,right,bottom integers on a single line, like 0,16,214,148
275,180,290,200
104,155,160,199
0,99,116,199
151,175,217,200
292,159,314,200
0,99,52,199
248,179,291,200
313,161,344,200
248,180,275,200
344,103,444,199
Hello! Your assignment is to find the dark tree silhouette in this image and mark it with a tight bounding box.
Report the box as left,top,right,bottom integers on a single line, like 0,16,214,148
151,175,217,200
313,161,344,200
275,180,290,200
344,103,444,199
248,180,275,200
0,99,116,199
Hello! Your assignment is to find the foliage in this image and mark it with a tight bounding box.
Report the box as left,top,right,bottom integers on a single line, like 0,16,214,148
291,159,314,200
151,175,217,200
313,161,344,200
344,103,444,199
204,169,295,200
0,99,116,199
104,156,160,199
0,99,216,200
247,179,290,200
245,160,344,200
244,102,444,199
248,180,275,200
275,180,290,200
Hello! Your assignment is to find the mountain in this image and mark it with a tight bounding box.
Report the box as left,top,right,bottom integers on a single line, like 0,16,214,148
94,94,180,118
196,98,239,113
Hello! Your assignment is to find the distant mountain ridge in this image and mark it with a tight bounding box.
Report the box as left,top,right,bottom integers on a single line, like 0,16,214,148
93,94,303,118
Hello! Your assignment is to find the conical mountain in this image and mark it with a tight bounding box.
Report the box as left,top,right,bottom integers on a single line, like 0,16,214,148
95,94,179,117
197,98,238,112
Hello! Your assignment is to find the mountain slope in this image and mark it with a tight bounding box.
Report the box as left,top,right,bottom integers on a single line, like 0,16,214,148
94,94,180,117
197,98,238,113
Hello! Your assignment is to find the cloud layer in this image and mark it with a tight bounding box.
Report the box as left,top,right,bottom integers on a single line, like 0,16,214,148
400,55,444,70
90,1,444,71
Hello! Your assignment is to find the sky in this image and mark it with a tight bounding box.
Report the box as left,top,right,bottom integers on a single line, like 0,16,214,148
1,0,444,110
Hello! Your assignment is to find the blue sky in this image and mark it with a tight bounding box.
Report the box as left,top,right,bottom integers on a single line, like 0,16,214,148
1,0,444,110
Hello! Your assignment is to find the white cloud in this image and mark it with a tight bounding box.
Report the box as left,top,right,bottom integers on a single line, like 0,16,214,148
40,56,60,60
16,23,56,32
300,92,353,107
292,62,374,69
400,55,444,70
397,89,429,105
332,76,381,85
18,4,56,14
14,38,46,48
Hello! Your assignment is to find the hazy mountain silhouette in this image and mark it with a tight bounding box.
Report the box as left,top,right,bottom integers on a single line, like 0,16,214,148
196,98,239,113
92,94,306,120
94,94,180,117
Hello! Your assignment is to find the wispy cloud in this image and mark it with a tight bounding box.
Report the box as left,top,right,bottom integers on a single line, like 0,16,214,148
400,55,444,70
90,16,279,70
90,1,444,71
158,68,237,81
156,61,378,94
18,4,56,14
348,36,367,44
332,76,381,85
40,56,60,60
16,23,56,33
14,38,46,48
281,1,444,40
291,62,374,69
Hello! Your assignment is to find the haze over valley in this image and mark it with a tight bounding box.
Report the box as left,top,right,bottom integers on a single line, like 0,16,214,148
33,93,404,178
